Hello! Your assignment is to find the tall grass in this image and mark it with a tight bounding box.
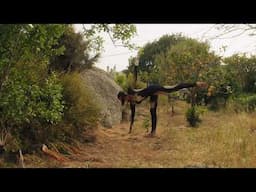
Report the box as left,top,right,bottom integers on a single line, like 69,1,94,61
59,72,100,141
164,105,256,167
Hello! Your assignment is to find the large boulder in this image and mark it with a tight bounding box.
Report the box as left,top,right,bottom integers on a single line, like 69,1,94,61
81,67,123,128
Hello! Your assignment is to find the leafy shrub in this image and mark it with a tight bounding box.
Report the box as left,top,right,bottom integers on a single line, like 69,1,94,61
142,117,150,132
0,71,65,151
232,94,256,113
61,72,100,135
114,72,147,92
185,106,205,127
114,73,127,90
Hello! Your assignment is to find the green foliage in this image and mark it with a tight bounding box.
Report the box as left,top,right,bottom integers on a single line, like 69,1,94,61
39,73,65,124
136,81,147,89
205,84,232,111
61,72,100,132
196,53,256,111
0,24,137,153
50,26,99,73
114,72,146,91
201,65,228,88
127,72,135,88
82,24,137,52
137,34,186,72
232,94,256,113
128,34,186,84
142,118,150,131
160,38,220,84
0,71,64,126
0,24,67,127
207,96,219,111
186,106,203,127
0,24,66,91
224,54,256,93
0,72,65,151
0,24,67,151
114,72,127,90
129,34,220,85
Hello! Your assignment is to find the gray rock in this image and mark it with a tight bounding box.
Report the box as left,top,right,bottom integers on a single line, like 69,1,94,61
81,67,123,128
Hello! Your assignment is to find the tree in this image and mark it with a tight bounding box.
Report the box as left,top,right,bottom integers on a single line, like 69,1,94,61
0,24,138,151
157,38,220,84
224,54,256,93
0,24,65,91
0,24,67,149
152,37,220,107
50,26,100,73
128,34,187,84
81,24,137,53
50,24,137,73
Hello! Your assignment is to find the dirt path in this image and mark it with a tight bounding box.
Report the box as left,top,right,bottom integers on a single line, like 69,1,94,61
23,100,256,168
24,101,228,168
60,124,169,168
58,104,181,168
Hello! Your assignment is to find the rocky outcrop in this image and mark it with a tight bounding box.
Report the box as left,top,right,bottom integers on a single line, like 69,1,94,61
81,67,123,128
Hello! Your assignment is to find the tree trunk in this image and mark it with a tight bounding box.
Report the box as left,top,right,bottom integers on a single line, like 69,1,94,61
191,88,196,107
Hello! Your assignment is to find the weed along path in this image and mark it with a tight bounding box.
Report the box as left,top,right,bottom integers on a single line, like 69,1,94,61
24,101,256,168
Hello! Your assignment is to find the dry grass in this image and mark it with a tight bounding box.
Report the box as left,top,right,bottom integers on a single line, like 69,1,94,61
12,98,256,168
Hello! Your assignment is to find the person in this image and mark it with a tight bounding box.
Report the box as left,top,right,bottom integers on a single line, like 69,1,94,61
117,81,208,137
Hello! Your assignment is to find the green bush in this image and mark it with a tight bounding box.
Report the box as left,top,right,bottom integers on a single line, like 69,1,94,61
0,69,101,152
142,117,150,132
0,70,63,126
114,73,127,90
50,26,99,73
186,106,202,127
114,72,147,92
232,94,256,113
61,72,100,135
207,96,220,111
0,71,65,151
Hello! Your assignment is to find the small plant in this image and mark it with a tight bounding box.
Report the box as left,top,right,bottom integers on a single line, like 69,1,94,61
186,106,202,127
247,96,256,112
232,94,256,113
142,118,150,132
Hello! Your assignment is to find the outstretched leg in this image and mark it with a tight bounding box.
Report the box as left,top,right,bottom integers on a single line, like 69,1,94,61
161,83,197,93
149,95,158,136
129,101,136,133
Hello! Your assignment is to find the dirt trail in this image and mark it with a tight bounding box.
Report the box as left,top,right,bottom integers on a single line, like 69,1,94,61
60,125,167,168
24,101,210,168
58,105,179,168
23,100,256,168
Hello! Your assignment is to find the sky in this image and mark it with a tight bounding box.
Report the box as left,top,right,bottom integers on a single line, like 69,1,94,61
75,24,256,72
